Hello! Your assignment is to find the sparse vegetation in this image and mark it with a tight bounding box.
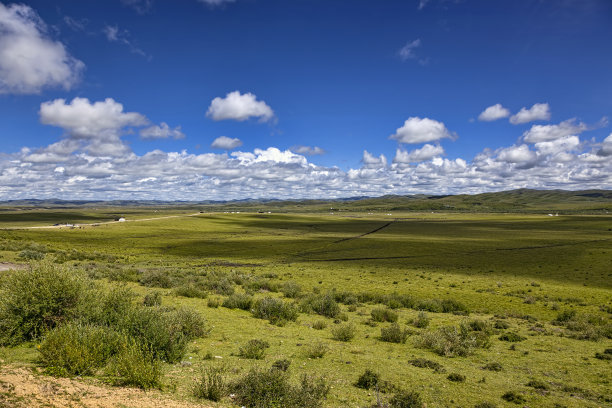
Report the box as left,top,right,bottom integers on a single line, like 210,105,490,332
331,323,356,341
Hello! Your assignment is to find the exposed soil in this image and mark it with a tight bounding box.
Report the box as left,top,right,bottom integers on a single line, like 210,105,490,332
0,365,208,408
0,263,26,272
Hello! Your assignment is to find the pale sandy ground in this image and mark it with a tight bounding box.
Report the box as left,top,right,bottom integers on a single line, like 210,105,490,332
0,365,210,408
0,262,26,272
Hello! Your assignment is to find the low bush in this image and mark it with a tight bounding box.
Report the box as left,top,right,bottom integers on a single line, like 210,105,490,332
139,270,174,288
281,281,302,298
482,362,503,372
388,389,423,408
312,320,327,330
232,367,329,408
409,358,444,372
0,263,89,345
468,319,493,334
18,249,45,260
106,339,161,390
417,323,490,357
174,283,208,299
355,369,380,390
411,311,430,328
447,373,466,382
305,342,328,359
238,339,270,359
501,391,526,404
301,293,340,318
223,293,253,310
207,297,221,308
272,359,291,371
143,292,162,307
493,320,510,330
380,323,410,344
38,322,122,376
371,307,398,323
193,366,226,402
499,332,526,342
473,403,496,408
332,323,356,341
252,297,299,325
526,379,548,390
595,349,612,360
553,309,577,324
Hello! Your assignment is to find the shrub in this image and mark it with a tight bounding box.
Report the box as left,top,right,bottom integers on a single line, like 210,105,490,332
174,283,208,299
499,332,526,342
193,366,226,402
106,339,161,390
468,319,493,334
380,323,410,344
474,403,496,408
38,322,121,376
143,292,162,307
595,350,612,360
281,281,302,298
301,293,340,318
417,323,490,357
501,391,526,404
305,342,328,359
447,373,466,382
139,270,173,288
252,297,299,325
526,379,548,390
332,323,356,341
232,367,329,408
312,320,327,330
223,293,253,310
272,359,291,371
207,297,221,308
553,309,577,323
482,362,503,372
171,307,208,339
411,311,430,328
493,320,510,330
389,389,423,408
371,307,398,323
355,369,380,390
0,263,89,345
409,358,444,372
18,249,45,260
238,339,270,359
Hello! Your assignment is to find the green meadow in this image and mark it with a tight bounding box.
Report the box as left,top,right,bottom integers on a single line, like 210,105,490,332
0,204,611,407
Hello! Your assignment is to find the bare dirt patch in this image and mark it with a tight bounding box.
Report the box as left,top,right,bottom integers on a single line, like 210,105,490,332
0,365,209,408
0,263,26,272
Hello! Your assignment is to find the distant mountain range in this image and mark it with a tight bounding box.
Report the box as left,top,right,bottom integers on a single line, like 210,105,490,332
1,189,611,213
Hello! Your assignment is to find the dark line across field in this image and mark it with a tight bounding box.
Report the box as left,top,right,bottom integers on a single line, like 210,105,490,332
301,237,612,262
332,221,394,243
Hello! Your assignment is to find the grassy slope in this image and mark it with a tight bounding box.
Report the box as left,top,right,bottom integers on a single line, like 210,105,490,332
0,209,611,407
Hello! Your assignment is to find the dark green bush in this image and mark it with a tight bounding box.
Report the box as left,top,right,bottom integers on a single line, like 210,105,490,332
39,322,122,376
409,358,444,372
526,379,548,390
223,293,254,310
193,366,226,402
0,263,89,345
331,323,356,341
355,369,380,390
301,293,340,318
473,403,496,408
554,309,577,323
232,367,329,408
207,297,221,308
272,359,291,371
447,373,466,382
252,297,299,325
174,283,208,298
501,391,526,404
312,320,327,330
371,307,398,323
389,389,423,408
305,342,328,359
380,323,410,344
468,319,493,334
238,339,270,359
482,362,503,371
493,320,510,330
499,332,526,342
411,311,430,328
18,249,45,260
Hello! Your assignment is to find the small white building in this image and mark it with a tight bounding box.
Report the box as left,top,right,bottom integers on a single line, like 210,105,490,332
117,217,126,222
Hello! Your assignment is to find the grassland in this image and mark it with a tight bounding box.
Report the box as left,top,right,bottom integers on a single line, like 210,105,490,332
0,195,611,407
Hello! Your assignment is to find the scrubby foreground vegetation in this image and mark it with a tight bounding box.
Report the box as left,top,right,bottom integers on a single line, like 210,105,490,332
0,207,611,407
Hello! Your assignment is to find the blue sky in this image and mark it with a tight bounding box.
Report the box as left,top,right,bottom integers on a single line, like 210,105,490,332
0,0,611,200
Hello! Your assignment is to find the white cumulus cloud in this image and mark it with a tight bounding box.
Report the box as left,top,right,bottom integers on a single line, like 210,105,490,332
522,119,587,143
598,133,612,156
509,103,551,124
390,117,455,144
497,144,537,164
394,144,444,163
362,150,387,168
211,136,243,150
478,104,510,121
0,3,84,94
206,91,274,122
140,123,185,140
292,145,325,156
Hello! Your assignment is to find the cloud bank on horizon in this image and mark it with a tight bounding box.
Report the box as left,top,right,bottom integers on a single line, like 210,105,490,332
0,0,610,200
